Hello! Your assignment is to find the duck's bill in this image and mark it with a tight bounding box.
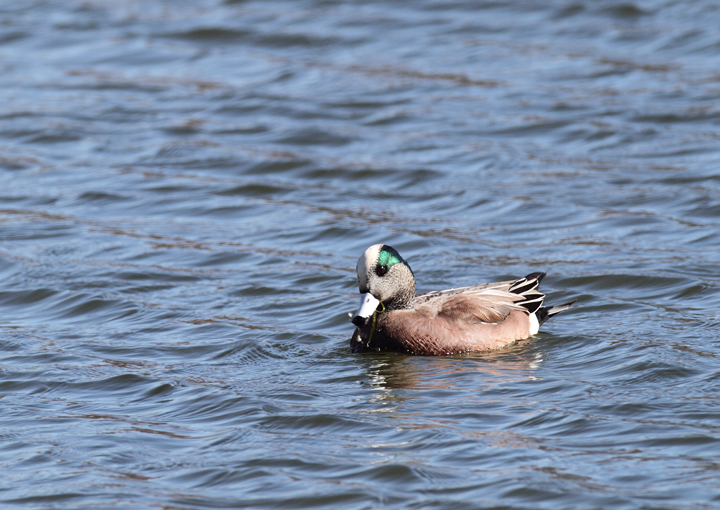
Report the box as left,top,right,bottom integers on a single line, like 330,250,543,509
351,292,380,327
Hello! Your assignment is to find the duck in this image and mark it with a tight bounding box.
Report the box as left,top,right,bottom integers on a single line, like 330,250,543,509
350,244,575,355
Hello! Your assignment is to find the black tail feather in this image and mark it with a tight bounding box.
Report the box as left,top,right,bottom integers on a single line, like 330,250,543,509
519,291,544,314
509,272,546,295
510,273,547,314
510,273,575,323
536,300,576,326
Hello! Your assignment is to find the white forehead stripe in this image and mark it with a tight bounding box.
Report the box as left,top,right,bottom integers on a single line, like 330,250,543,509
356,244,382,289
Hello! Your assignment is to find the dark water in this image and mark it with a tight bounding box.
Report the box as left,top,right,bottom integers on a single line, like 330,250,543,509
1,0,720,508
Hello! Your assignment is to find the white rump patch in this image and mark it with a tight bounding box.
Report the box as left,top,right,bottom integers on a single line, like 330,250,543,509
529,312,540,335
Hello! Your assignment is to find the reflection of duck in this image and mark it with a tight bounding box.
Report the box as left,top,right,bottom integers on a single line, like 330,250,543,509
350,244,575,356
358,346,545,393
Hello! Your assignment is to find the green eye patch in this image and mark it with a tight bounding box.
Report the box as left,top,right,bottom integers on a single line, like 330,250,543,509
378,245,405,271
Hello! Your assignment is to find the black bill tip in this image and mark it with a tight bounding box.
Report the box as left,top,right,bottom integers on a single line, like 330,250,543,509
351,315,367,327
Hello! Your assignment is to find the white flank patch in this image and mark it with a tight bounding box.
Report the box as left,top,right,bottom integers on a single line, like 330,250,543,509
529,312,540,335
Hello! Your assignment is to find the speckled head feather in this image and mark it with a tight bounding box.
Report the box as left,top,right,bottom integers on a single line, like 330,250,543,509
355,244,415,310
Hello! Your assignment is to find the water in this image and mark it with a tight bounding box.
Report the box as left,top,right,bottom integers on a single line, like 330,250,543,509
1,0,720,508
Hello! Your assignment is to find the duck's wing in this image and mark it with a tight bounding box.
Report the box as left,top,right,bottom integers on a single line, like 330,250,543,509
413,279,516,305
413,273,549,324
429,290,526,324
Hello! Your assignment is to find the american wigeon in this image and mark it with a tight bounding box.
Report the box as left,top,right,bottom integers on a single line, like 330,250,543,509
350,244,575,355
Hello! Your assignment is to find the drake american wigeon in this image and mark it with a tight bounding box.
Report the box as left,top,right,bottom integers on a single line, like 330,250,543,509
350,244,575,355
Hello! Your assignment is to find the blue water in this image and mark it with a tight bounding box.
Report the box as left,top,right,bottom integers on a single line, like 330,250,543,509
1,1,720,508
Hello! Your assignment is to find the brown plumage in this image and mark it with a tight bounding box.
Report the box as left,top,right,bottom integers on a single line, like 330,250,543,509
350,244,574,356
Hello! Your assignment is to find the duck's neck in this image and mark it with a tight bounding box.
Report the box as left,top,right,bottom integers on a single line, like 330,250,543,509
384,285,415,311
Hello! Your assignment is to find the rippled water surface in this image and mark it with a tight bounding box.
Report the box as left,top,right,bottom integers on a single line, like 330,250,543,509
2,1,720,508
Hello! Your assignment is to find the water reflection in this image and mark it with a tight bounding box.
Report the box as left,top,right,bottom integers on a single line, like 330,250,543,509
358,339,545,393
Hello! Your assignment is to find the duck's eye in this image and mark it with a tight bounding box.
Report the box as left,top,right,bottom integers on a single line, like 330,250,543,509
375,264,388,276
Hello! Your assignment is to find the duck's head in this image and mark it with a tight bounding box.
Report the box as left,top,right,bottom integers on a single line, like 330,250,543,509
351,244,415,327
